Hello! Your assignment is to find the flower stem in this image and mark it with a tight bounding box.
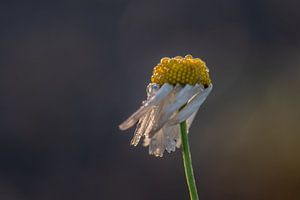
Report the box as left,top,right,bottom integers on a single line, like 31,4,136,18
180,121,199,200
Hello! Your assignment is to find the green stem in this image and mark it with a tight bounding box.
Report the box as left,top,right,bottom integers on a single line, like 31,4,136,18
180,121,199,200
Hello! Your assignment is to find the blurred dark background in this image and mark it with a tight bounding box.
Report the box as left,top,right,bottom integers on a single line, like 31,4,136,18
0,0,299,199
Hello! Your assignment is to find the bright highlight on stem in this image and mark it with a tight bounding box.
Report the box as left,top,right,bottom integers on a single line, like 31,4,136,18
180,120,199,200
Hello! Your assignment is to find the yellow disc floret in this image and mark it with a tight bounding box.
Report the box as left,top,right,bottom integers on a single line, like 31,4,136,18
151,54,212,87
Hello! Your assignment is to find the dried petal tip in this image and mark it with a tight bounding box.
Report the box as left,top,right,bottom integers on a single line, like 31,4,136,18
151,54,211,86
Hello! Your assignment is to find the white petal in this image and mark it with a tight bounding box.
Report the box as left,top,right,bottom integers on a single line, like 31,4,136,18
145,84,182,137
143,135,151,147
148,124,181,156
130,110,152,146
119,83,173,130
164,125,180,153
149,129,165,157
149,84,202,134
142,105,162,137
169,84,213,125
143,83,173,106
136,84,180,146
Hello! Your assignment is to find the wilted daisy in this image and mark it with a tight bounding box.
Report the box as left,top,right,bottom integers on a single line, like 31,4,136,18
119,54,212,157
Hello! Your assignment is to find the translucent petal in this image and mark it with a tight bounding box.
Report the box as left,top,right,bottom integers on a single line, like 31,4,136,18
146,84,182,138
130,111,151,146
149,129,165,157
143,135,151,147
139,85,180,147
143,83,173,107
119,83,173,130
149,84,202,135
164,125,180,153
148,124,181,156
169,84,213,125
142,105,163,138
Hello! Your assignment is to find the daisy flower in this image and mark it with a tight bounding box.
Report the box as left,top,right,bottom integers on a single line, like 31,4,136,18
119,54,212,157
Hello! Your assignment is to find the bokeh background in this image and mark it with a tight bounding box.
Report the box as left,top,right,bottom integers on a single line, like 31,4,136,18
0,0,300,199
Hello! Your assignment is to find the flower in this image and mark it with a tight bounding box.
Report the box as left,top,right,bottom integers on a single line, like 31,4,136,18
119,55,213,157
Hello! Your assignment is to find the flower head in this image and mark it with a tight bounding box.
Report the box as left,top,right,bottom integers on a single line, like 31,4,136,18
119,55,212,157
151,55,211,87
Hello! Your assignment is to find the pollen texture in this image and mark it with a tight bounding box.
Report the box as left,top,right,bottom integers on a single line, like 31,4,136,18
151,55,212,87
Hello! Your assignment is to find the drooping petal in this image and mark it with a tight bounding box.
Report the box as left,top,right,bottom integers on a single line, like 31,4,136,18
145,84,182,138
130,84,180,146
164,125,180,153
149,84,203,135
149,129,165,157
141,104,163,140
130,110,152,146
143,83,174,107
119,83,173,130
148,124,181,156
168,84,213,125
143,135,151,147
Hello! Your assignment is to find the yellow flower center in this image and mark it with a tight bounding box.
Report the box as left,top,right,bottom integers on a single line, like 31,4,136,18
151,54,212,87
